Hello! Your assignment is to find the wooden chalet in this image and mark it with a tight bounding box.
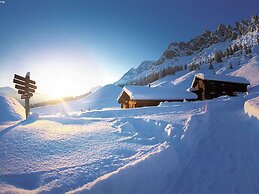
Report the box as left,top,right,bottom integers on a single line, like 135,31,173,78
117,85,197,108
189,73,250,100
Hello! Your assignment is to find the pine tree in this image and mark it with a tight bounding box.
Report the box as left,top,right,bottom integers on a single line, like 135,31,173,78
209,61,214,70
229,62,233,69
248,46,252,54
243,43,249,54
224,49,229,57
233,44,239,53
228,46,234,55
214,51,223,63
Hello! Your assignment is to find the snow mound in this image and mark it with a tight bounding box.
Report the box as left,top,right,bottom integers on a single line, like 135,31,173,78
81,84,121,104
244,96,259,120
0,96,25,123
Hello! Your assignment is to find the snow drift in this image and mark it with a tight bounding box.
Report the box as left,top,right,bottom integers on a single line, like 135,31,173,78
0,96,25,123
245,96,259,120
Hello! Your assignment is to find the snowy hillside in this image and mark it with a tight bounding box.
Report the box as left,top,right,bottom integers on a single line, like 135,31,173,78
116,15,259,86
32,84,122,115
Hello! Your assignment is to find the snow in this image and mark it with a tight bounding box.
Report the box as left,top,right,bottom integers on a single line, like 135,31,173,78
121,85,197,101
0,99,199,193
1,88,259,193
0,96,25,123
230,46,259,88
32,84,122,115
68,96,259,194
244,96,259,120
194,73,250,84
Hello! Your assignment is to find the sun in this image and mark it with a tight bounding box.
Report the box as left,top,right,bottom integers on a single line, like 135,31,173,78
23,46,117,99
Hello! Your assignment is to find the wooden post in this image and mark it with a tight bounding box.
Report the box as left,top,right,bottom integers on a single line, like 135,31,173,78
25,73,30,118
25,97,30,118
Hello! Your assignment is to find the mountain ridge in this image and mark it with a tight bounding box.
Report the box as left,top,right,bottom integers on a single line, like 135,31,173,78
115,15,259,86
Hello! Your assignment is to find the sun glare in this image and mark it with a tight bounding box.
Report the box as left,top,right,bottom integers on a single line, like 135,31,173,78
24,47,116,99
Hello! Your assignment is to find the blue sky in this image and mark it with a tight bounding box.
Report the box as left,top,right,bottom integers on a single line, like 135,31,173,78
0,0,258,97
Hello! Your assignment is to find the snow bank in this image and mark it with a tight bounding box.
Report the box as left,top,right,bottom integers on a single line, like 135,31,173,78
244,96,259,120
0,96,25,123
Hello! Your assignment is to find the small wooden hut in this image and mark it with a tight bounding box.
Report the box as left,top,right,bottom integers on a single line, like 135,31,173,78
117,85,197,108
189,73,250,100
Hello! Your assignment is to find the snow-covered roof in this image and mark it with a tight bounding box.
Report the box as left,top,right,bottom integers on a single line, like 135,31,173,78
119,85,197,101
194,73,250,85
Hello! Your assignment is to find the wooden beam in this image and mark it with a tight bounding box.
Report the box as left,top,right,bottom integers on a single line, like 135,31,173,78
21,95,30,99
14,74,36,85
13,79,37,89
18,90,34,96
29,84,37,89
13,78,25,86
21,93,33,99
15,84,25,91
18,90,26,94
15,84,35,93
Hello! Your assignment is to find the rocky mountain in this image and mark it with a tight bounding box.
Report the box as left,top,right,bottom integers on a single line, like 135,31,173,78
115,15,259,86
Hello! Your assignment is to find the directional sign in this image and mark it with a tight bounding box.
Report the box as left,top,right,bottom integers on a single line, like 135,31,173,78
13,72,37,118
13,78,37,90
13,78,25,85
14,74,36,85
15,84,35,93
21,93,33,99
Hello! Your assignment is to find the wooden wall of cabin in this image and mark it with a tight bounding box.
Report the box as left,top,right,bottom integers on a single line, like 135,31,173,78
192,78,205,100
121,99,193,109
203,80,248,100
135,100,161,108
135,99,184,108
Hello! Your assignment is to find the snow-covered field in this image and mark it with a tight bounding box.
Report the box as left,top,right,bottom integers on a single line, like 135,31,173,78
1,37,259,194
1,92,259,193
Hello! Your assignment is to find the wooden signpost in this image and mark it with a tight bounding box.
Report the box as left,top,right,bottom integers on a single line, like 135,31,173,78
13,72,37,118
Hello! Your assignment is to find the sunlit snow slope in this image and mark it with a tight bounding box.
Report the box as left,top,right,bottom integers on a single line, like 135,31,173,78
32,84,122,116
